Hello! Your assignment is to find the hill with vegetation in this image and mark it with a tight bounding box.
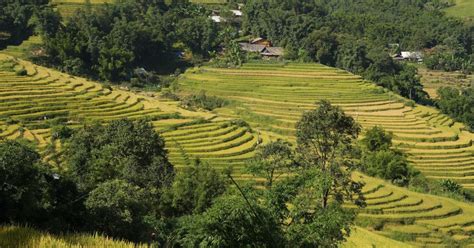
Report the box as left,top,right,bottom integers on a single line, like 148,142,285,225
178,62,474,190
1,0,473,247
1,53,474,246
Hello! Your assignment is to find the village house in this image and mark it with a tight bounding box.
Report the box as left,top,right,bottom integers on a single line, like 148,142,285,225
239,37,284,58
392,51,423,62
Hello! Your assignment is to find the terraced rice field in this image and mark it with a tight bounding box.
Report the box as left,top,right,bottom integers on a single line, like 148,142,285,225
0,54,260,180
176,63,474,246
2,54,474,246
51,0,227,18
179,63,474,191
51,0,113,18
351,172,474,246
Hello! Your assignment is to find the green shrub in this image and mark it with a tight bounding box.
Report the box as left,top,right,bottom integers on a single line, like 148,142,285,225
51,125,74,141
5,118,18,125
180,91,228,111
404,100,415,107
15,68,27,76
440,179,463,194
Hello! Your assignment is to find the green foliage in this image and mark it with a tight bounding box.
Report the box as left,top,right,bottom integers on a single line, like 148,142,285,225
161,159,227,216
0,141,49,224
219,40,245,67
180,91,228,111
0,0,50,48
65,119,174,192
296,100,363,208
361,126,393,152
439,179,463,194
175,193,283,248
424,37,473,73
436,86,474,130
304,27,338,65
362,150,413,186
85,179,150,240
41,1,219,83
14,68,27,76
360,126,415,186
245,139,294,188
50,124,73,141
63,119,174,241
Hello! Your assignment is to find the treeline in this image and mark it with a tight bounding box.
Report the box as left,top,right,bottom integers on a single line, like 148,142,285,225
437,86,474,131
0,0,49,48
243,0,473,103
36,0,221,83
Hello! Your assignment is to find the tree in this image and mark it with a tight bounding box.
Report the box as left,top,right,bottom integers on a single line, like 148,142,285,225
437,86,474,131
361,126,393,152
65,119,174,192
360,126,415,186
175,194,283,248
296,100,362,208
362,150,412,186
245,139,294,188
85,179,151,241
64,119,175,241
305,28,338,65
160,159,227,216
0,140,49,224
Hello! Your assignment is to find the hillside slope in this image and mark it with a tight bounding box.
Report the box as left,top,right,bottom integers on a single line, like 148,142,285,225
0,54,259,179
1,55,474,246
179,63,474,190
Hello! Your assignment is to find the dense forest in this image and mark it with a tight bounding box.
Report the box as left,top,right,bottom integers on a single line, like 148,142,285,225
0,0,49,48
243,0,473,103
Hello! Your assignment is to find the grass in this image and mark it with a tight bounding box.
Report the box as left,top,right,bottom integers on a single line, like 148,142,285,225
0,225,146,248
50,0,227,18
417,65,473,98
342,226,414,248
445,0,474,21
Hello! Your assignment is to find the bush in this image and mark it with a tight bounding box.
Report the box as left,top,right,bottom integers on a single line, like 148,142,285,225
180,91,228,111
15,68,27,76
51,125,73,141
440,179,462,194
361,150,414,186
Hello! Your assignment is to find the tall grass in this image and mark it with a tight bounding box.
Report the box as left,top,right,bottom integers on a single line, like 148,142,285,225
0,225,147,248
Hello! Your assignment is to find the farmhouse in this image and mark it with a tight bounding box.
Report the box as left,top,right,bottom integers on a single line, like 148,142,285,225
239,37,284,58
250,37,272,46
239,43,266,53
393,51,423,62
261,47,284,57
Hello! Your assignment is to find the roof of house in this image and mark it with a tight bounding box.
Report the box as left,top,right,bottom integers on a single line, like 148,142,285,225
250,37,266,44
211,15,224,23
261,47,284,56
401,51,423,59
239,43,266,53
231,10,242,16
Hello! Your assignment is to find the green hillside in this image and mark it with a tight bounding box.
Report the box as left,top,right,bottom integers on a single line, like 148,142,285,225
1,55,474,246
178,63,474,190
445,0,474,21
